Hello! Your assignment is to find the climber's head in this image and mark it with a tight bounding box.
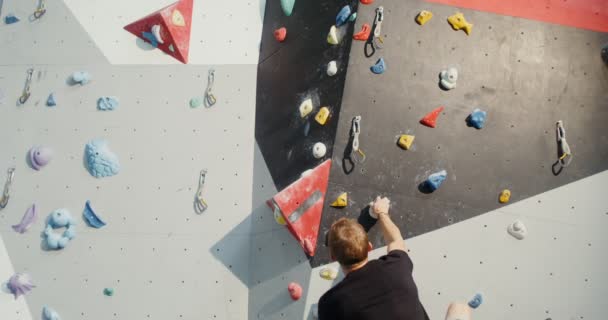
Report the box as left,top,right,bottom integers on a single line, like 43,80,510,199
328,218,372,270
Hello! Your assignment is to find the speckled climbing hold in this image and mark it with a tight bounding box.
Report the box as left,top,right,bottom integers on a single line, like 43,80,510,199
97,97,119,111
4,14,19,24
327,61,338,76
423,170,447,192
349,13,357,22
398,135,415,150
71,71,91,85
330,193,347,208
7,273,35,299
29,146,53,170
299,98,313,118
468,293,483,309
274,27,287,42
103,288,114,296
416,10,433,26
313,142,327,159
370,58,386,74
288,282,302,300
42,306,61,320
327,25,339,45
467,108,487,129
315,107,330,125
499,189,511,204
336,5,351,27
85,139,120,178
319,266,339,280
46,93,56,107
420,106,444,128
281,0,295,16
353,23,371,41
83,200,106,228
142,31,159,47
440,67,458,90
507,220,527,240
43,209,76,250
190,97,203,108
360,0,374,4
448,12,473,35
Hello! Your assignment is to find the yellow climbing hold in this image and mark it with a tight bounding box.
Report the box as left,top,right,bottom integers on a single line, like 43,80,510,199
319,267,338,280
416,10,433,26
315,107,330,125
398,135,415,150
447,12,473,35
499,189,511,204
274,208,287,225
327,25,339,45
172,9,186,27
299,99,313,118
330,193,348,208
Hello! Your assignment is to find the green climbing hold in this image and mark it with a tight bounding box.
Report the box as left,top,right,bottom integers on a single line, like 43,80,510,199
349,12,357,22
281,0,295,16
190,97,203,108
103,288,114,296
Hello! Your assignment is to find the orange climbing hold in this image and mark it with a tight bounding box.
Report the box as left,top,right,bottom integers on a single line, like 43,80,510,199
288,282,303,301
274,27,287,42
353,23,371,41
360,0,374,4
420,106,444,128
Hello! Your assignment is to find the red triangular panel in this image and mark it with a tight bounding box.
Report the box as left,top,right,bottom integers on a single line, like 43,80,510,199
420,106,444,128
123,0,193,63
267,160,332,257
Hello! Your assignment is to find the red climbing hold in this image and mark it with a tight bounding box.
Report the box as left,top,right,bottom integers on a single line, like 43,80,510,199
288,282,303,301
353,23,371,41
360,0,374,4
420,106,444,128
267,160,332,257
274,27,287,42
124,0,193,64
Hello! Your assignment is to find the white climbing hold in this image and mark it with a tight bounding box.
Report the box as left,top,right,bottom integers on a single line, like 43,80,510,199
440,67,458,90
313,142,327,159
327,61,338,76
151,25,164,44
507,220,527,240
172,9,186,26
319,266,338,280
327,25,339,45
301,169,313,177
299,98,313,118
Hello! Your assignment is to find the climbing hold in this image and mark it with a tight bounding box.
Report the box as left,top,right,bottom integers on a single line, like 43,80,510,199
299,98,313,118
467,108,487,129
274,27,287,42
370,58,386,74
12,204,37,234
353,23,371,41
360,0,374,4
330,193,347,208
447,12,473,35
151,24,164,44
281,0,295,16
423,170,447,192
445,303,471,320
440,67,458,90
602,44,608,65
319,266,339,280
97,97,119,111
43,209,76,250
507,220,527,240
315,107,330,125
142,32,159,48
71,71,91,85
327,61,338,76
29,146,53,170
468,293,483,309
4,14,19,24
398,135,415,150
190,97,203,108
46,93,57,107
172,9,186,26
169,44,175,53
288,282,302,300
42,306,61,320
336,5,351,27
420,106,444,128
499,189,511,204
85,139,120,178
327,25,339,45
7,273,35,299
103,288,114,296
416,10,433,26
313,142,327,159
349,13,357,22
83,200,106,228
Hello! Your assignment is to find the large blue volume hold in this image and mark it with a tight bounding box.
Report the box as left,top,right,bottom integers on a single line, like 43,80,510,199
336,5,351,27
85,139,120,178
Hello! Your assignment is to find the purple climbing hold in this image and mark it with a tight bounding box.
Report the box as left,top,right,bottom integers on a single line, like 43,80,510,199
12,204,37,234
29,146,53,170
7,273,35,299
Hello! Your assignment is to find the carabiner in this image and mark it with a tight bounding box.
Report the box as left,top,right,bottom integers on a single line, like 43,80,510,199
556,120,572,167
351,116,366,163
194,169,208,214
0,167,15,209
33,0,46,19
204,69,217,108
373,7,384,39
18,68,34,105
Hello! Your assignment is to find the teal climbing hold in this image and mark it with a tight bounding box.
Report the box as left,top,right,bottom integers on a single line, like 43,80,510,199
103,288,114,296
46,93,56,107
190,97,203,108
281,0,295,16
349,12,357,22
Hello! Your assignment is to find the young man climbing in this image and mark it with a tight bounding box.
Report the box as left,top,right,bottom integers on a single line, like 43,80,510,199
318,196,430,320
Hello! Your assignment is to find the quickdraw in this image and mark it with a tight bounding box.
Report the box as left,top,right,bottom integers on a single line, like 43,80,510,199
556,120,572,167
0,167,15,209
204,69,217,108
194,169,208,214
18,68,34,105
351,116,366,162
33,0,46,20
365,6,384,58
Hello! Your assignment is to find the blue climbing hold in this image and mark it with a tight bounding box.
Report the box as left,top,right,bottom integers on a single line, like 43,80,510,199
142,32,159,47
370,58,386,74
97,97,119,111
468,293,483,309
4,14,19,24
83,201,106,228
42,306,61,320
424,170,447,192
336,5,351,27
44,209,76,250
46,93,56,107
85,139,120,178
71,71,91,85
467,108,487,129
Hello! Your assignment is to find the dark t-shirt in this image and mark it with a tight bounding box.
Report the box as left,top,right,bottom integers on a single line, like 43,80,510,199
318,250,429,320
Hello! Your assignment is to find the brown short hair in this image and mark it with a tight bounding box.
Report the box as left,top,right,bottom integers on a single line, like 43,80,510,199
328,218,369,266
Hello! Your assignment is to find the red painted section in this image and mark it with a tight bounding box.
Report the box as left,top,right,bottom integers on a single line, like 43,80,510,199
425,0,608,33
268,160,332,257
124,0,193,63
